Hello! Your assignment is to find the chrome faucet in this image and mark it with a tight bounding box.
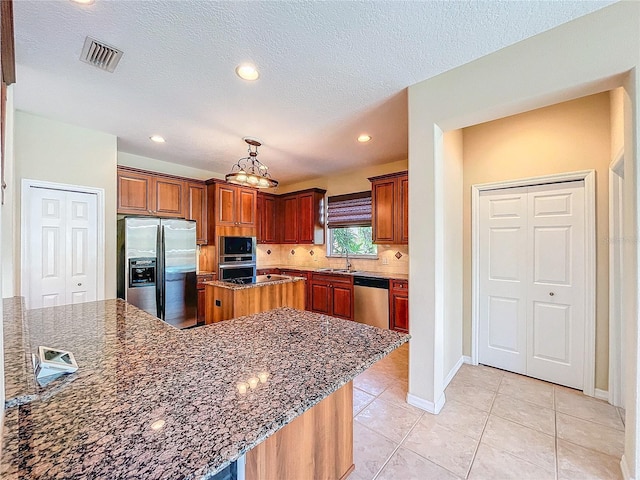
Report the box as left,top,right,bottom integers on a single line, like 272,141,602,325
345,248,352,272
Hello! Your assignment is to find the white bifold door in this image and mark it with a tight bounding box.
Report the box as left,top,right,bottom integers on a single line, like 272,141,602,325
26,186,99,309
478,181,585,389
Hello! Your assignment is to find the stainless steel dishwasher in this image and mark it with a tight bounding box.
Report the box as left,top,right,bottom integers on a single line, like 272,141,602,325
353,276,389,329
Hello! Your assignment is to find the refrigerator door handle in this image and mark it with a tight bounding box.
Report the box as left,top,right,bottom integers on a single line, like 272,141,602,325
156,224,164,319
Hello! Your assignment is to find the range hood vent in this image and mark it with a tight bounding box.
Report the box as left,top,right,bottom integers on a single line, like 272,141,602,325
79,36,123,73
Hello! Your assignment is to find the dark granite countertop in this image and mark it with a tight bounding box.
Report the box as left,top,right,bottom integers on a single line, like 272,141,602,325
257,265,409,281
1,298,408,479
203,274,305,291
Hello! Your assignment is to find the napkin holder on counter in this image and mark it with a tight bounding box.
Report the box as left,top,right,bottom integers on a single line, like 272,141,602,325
32,346,78,381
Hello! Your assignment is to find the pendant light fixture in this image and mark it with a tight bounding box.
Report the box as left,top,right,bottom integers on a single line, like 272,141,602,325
226,138,278,189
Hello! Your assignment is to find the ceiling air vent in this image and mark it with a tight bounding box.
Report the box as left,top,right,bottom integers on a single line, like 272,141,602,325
79,36,123,73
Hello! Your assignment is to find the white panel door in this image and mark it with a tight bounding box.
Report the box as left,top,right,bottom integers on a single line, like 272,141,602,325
478,181,586,389
65,191,98,305
526,182,585,389
478,187,528,374
27,187,98,309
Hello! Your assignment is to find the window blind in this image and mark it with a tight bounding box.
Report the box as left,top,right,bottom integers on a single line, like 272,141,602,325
327,191,372,228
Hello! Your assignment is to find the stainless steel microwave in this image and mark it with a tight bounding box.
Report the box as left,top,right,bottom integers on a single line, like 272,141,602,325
218,236,256,263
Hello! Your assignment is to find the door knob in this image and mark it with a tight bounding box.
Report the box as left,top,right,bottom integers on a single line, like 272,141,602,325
549,292,555,296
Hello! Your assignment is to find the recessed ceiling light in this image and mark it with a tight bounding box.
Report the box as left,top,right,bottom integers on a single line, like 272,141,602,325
235,63,260,81
149,135,165,143
357,134,372,143
70,0,95,5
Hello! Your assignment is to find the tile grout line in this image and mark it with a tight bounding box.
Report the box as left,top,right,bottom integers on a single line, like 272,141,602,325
464,371,503,479
371,410,425,480
367,353,413,480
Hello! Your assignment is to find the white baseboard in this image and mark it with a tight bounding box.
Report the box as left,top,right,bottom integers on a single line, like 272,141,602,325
407,392,446,414
621,454,634,480
463,355,472,364
595,388,609,401
443,356,465,388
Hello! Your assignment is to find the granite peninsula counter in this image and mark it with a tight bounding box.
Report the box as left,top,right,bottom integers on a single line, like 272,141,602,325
1,298,408,479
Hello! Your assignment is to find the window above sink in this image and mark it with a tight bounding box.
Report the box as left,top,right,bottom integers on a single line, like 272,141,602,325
326,191,377,259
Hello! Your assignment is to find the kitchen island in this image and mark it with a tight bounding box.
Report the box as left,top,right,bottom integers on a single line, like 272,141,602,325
1,298,408,479
204,274,306,323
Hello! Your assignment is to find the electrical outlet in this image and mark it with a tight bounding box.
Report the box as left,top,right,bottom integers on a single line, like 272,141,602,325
382,257,389,265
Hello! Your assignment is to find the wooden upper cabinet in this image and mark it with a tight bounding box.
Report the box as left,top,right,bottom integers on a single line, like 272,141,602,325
371,179,396,243
281,195,299,243
216,184,238,226
369,171,408,245
117,166,186,218
279,189,326,244
154,177,185,217
117,167,209,243
186,182,207,244
118,168,153,214
398,175,409,244
257,193,277,244
207,181,258,237
238,188,257,226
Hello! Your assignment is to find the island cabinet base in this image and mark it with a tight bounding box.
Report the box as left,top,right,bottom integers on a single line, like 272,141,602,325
205,280,306,323
245,382,354,480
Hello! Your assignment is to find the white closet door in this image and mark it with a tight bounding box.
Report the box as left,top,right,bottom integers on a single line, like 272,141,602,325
27,187,98,309
65,191,98,305
478,187,528,374
526,182,585,389
478,181,586,389
29,187,66,308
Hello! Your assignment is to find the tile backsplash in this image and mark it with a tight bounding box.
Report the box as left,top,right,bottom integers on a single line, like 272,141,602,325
257,244,408,275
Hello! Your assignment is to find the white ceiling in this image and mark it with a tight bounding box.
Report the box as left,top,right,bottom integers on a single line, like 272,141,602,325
13,0,614,185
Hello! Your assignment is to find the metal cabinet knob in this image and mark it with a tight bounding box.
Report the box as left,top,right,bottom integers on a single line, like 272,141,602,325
78,283,82,286
549,292,555,296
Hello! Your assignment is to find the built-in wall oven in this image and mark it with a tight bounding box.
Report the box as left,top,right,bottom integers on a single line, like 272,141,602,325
218,236,257,283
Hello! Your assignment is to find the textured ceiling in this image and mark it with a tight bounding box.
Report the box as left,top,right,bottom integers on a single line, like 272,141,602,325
13,0,614,184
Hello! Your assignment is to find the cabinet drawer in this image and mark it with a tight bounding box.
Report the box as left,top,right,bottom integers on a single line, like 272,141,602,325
311,273,353,285
391,280,408,292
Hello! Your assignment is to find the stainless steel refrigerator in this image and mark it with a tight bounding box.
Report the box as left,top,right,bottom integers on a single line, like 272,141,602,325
117,217,198,329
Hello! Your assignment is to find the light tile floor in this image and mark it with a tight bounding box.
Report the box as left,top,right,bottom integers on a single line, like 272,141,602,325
349,344,625,480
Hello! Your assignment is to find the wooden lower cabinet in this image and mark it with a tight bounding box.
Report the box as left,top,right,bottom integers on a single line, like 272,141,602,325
389,279,408,333
246,382,354,480
280,269,311,310
205,280,305,323
310,273,354,320
197,273,215,324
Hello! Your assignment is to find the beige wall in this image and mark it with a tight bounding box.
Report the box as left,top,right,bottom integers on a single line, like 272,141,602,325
257,159,410,276
462,92,611,391
443,130,464,378
14,111,118,298
276,159,408,196
118,151,224,181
